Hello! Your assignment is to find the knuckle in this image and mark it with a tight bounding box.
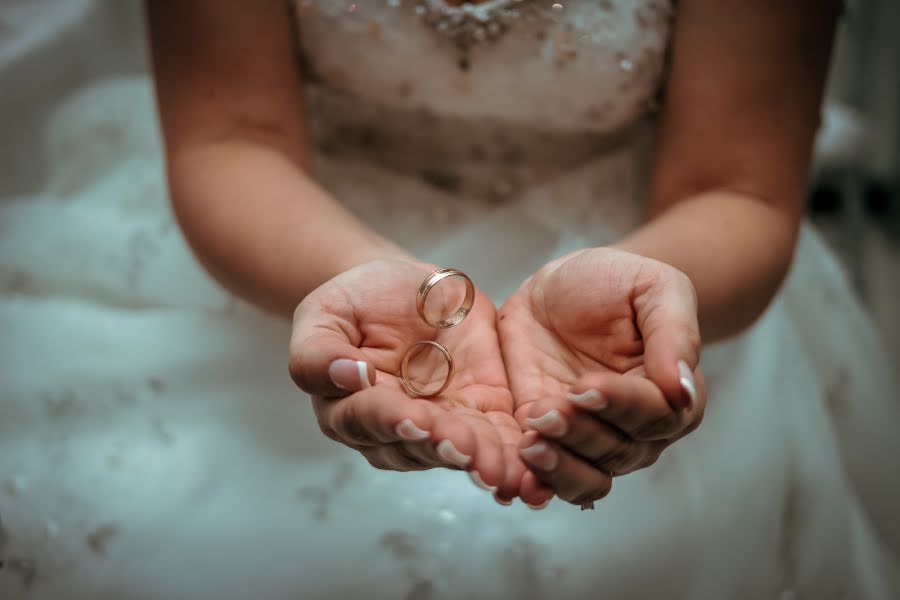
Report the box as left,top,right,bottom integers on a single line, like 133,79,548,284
592,437,633,473
363,450,391,471
316,418,340,442
681,409,705,437
568,480,612,505
312,400,340,442
330,400,376,446
393,445,428,472
634,412,678,440
563,418,596,449
685,329,702,357
673,269,697,302
635,444,665,471
287,353,309,390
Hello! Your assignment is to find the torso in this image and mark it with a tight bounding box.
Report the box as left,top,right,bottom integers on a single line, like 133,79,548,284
293,0,673,207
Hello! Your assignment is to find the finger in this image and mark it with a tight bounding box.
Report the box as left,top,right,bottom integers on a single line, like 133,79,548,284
361,445,431,472
487,413,528,505
468,411,524,501
313,386,435,447
565,372,693,441
633,268,702,411
393,408,480,472
320,387,493,476
289,290,375,397
492,442,527,506
518,469,555,510
445,412,505,491
519,431,613,506
519,398,649,474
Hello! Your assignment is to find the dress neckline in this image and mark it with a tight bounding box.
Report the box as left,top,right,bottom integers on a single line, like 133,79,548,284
416,0,559,59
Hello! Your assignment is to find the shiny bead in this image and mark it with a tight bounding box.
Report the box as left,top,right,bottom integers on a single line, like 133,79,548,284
619,58,634,71
413,0,566,57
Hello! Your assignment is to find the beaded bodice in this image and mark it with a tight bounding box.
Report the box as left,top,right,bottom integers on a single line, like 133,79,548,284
294,0,673,184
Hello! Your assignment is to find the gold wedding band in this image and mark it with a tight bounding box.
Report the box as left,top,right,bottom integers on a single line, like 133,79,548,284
416,268,475,329
400,340,455,398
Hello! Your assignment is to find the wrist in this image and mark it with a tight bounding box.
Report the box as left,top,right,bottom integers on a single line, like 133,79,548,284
329,237,421,278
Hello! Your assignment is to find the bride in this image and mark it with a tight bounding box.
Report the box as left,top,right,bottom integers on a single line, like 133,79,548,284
1,0,898,597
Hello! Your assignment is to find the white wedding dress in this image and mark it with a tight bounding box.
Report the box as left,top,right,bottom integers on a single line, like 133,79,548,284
1,1,899,598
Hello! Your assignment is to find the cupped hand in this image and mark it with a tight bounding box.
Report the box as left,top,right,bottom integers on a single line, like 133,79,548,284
498,248,707,507
289,258,526,498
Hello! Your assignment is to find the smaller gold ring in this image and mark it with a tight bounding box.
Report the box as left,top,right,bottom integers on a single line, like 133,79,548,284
416,268,475,329
400,340,455,398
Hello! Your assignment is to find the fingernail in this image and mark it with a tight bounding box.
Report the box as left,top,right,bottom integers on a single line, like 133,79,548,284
493,493,513,506
436,439,472,468
677,360,697,409
469,471,497,492
519,441,558,471
526,498,552,510
328,359,372,391
395,418,430,441
566,389,608,410
526,410,568,438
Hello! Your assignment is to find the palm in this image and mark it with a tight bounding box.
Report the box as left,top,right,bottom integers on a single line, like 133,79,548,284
498,249,660,415
307,259,521,474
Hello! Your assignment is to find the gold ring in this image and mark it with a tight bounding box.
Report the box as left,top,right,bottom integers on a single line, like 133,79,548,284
400,340,455,398
416,268,475,329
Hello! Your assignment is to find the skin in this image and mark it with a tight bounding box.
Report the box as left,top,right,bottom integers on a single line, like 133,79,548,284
289,258,524,496
147,0,840,507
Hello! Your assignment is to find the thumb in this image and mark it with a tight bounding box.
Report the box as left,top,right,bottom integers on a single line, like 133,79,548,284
288,293,375,398
635,268,701,411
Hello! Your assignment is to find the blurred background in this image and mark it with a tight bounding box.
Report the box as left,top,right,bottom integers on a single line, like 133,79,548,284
1,0,898,365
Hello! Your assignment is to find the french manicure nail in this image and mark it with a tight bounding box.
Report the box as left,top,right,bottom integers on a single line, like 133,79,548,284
328,359,372,391
395,418,430,441
519,441,559,471
436,439,472,468
357,360,372,389
677,360,697,409
526,410,568,437
526,499,552,510
469,471,497,492
566,389,608,410
493,493,513,506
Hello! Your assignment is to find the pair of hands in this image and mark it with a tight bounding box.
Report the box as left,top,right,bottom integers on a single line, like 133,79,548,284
288,248,705,508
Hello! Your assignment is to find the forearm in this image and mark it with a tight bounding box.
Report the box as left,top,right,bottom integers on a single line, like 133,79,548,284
614,191,799,343
168,141,411,318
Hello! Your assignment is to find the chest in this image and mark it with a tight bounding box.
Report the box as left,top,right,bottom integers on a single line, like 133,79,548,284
294,0,673,134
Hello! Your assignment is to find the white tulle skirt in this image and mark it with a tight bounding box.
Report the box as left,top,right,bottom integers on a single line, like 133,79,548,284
1,76,898,600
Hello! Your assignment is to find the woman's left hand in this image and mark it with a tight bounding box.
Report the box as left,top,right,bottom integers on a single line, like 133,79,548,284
498,248,707,507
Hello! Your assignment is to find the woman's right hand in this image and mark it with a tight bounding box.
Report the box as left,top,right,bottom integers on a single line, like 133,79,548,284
288,258,525,499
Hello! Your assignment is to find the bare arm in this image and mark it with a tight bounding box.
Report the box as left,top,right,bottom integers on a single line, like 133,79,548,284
615,0,840,342
147,0,409,317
